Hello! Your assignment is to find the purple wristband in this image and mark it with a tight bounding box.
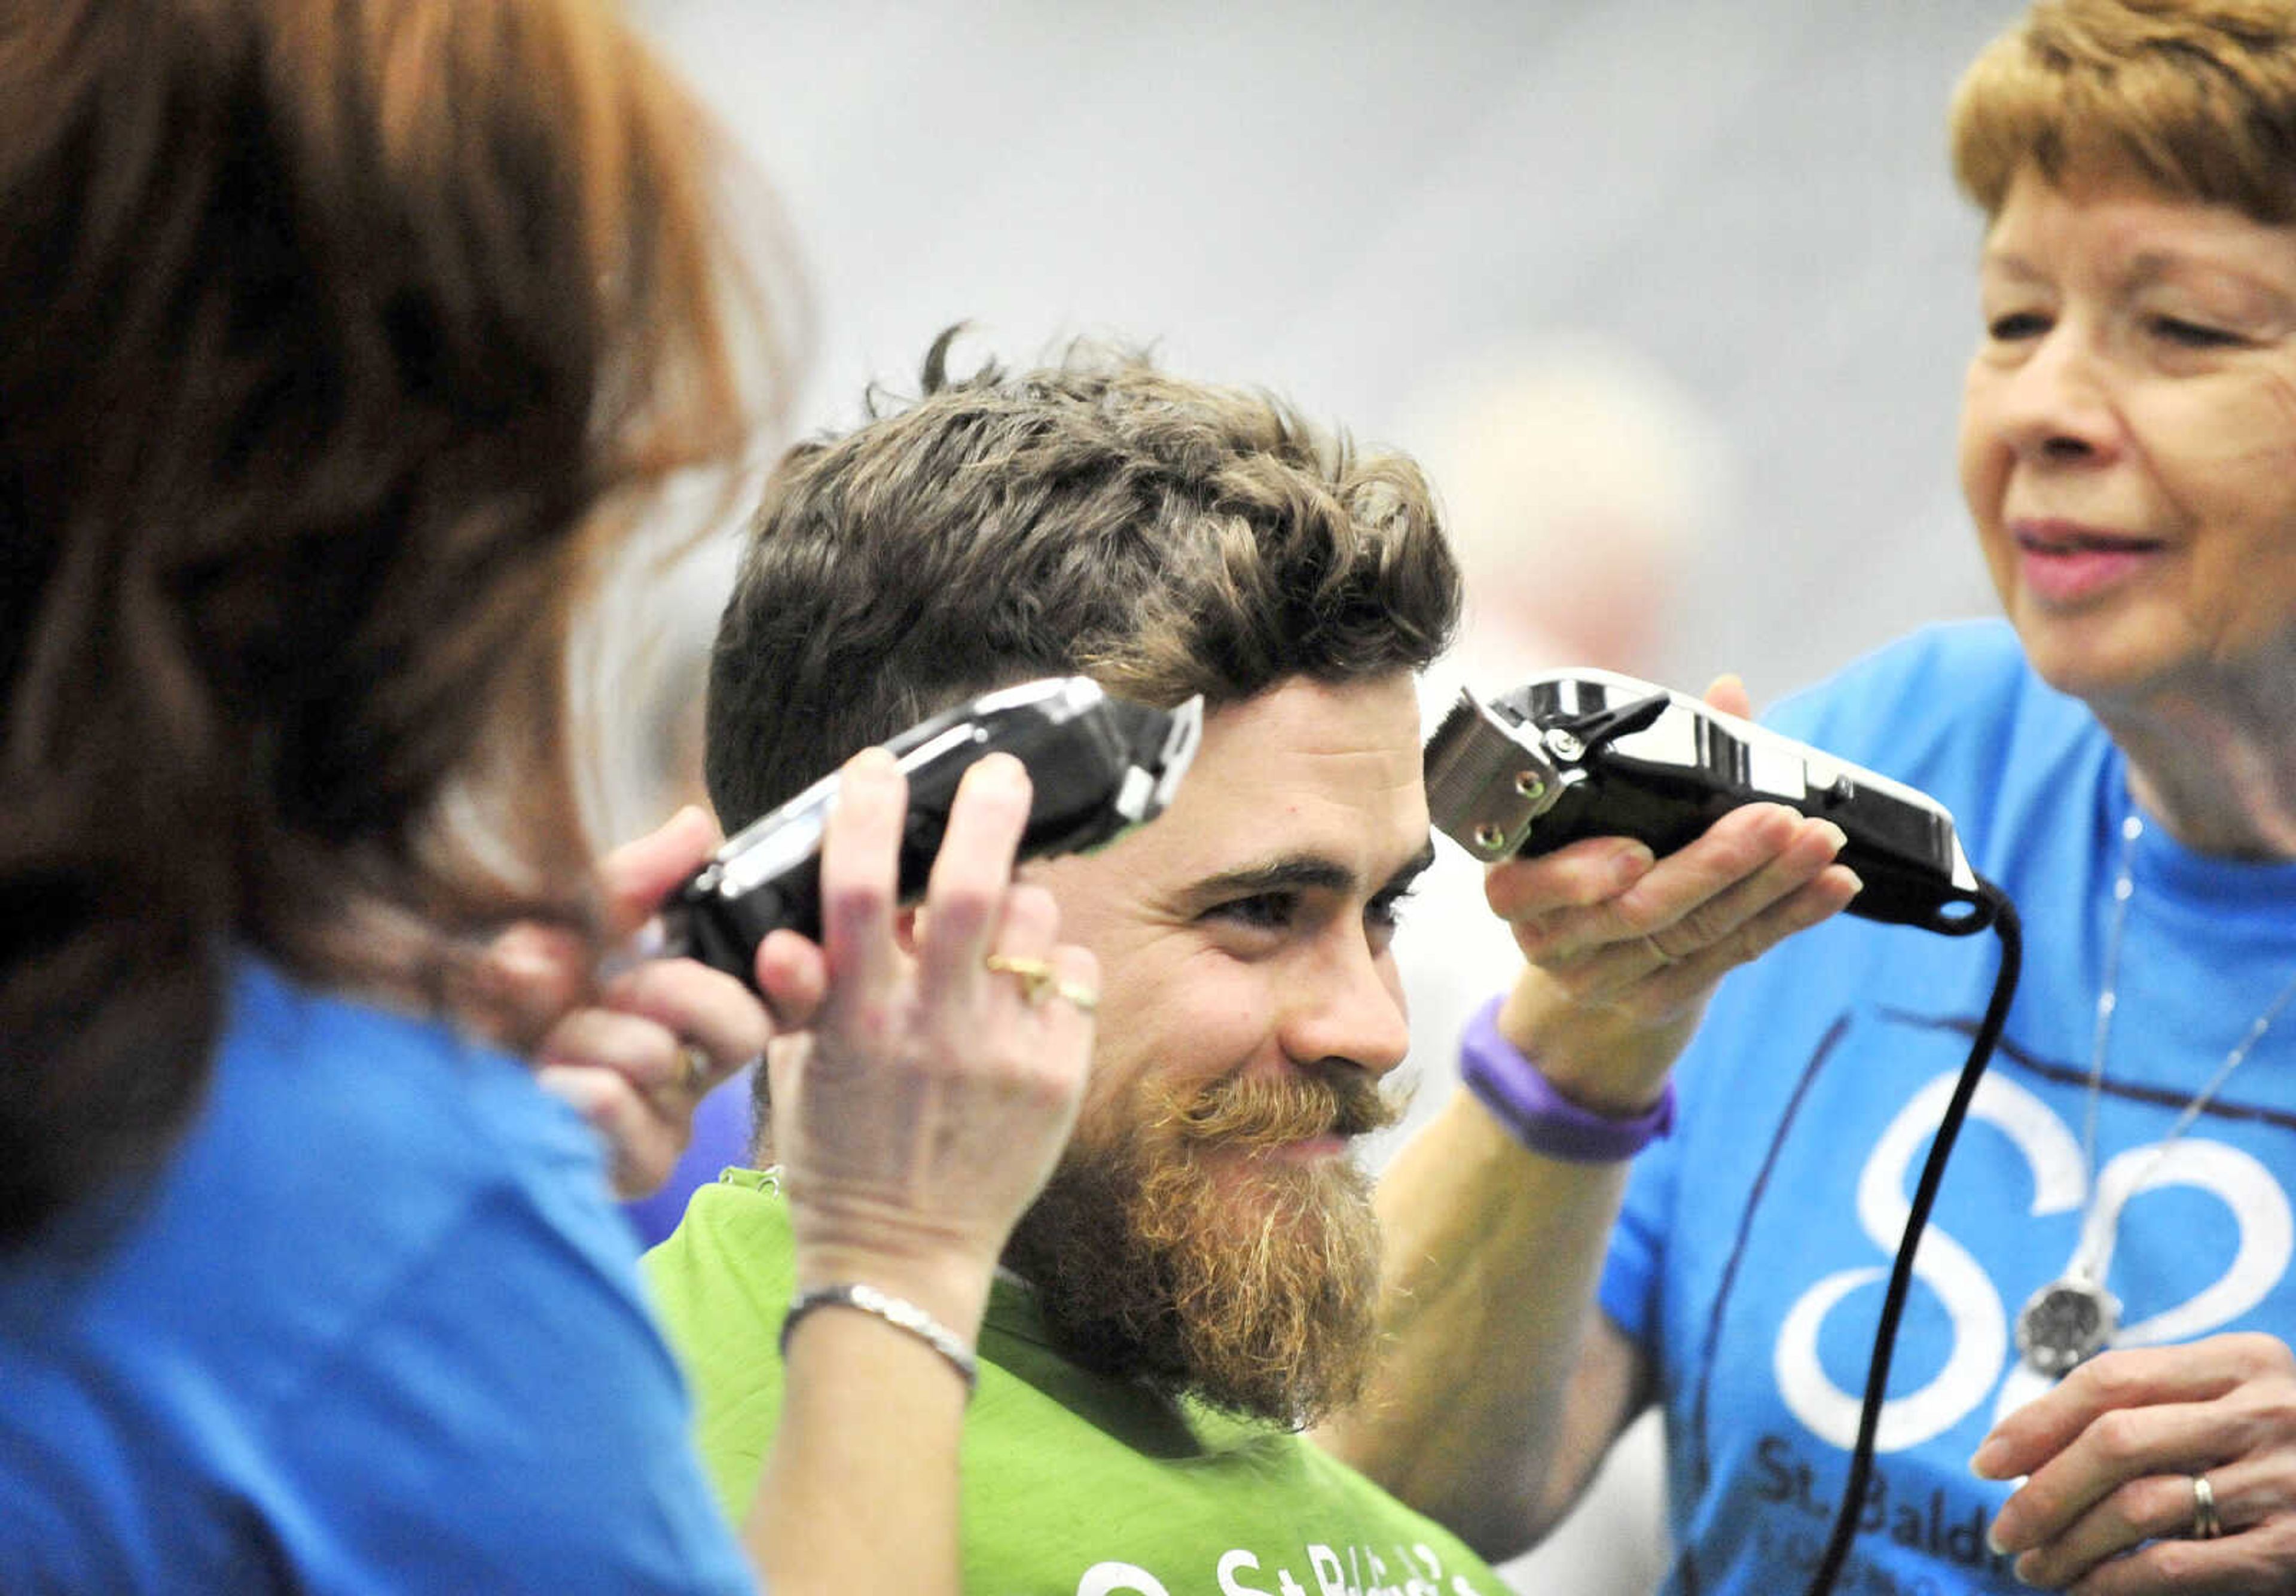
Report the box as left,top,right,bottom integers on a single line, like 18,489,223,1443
1459,996,1675,1162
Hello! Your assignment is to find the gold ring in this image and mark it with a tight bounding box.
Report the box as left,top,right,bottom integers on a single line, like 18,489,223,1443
985,953,1057,1003
1051,980,1099,1015
677,1043,712,1095
984,954,1098,1014
2191,1473,2222,1540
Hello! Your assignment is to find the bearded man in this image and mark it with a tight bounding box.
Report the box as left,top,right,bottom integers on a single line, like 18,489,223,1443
643,332,1514,1594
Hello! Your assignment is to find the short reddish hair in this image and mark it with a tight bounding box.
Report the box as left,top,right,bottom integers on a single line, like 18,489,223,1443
1951,0,2296,223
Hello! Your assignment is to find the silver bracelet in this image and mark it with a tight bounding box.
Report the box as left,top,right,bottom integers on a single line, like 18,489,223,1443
779,1282,979,1396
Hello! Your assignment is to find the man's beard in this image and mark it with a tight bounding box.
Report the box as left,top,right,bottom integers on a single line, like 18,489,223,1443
1001,1064,1402,1429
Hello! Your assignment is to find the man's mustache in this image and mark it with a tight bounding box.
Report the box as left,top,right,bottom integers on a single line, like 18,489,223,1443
1153,1067,1403,1150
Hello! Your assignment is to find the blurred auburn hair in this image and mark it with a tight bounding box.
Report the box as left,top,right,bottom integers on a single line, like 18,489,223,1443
1950,0,2296,223
0,0,781,1243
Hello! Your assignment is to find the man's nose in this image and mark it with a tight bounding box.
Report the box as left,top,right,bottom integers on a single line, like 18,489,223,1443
1283,926,1411,1078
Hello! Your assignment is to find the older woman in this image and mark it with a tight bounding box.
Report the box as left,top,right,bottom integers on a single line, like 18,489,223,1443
1321,2,2296,1592
0,4,1091,1592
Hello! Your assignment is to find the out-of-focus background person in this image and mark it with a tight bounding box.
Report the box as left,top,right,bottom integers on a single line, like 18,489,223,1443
628,0,2010,704
1382,334,1732,1161
1382,337,1732,1596
0,4,1093,1592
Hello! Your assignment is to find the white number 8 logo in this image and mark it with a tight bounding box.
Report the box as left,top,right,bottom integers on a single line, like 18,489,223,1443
1774,1070,2291,1451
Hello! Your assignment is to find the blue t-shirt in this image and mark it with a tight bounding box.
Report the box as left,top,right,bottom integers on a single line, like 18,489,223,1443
1601,620,2296,1595
0,960,753,1594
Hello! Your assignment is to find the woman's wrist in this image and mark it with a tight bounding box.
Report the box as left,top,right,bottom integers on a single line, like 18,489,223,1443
780,1282,980,1395
1461,996,1676,1162
786,1213,1002,1348
1495,971,1696,1115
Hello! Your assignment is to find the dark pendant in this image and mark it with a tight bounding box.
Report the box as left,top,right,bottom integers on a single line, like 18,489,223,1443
2014,1277,2120,1378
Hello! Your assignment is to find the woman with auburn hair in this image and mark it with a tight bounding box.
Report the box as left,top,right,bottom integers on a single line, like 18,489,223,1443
1326,2,2296,1592
0,3,1091,1591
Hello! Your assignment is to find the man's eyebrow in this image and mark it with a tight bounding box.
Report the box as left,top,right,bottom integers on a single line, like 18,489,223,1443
1380,842,1439,897
1190,840,1438,902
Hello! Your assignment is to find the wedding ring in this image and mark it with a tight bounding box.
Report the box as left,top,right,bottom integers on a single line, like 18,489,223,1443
2191,1473,2222,1540
984,953,1099,1014
677,1043,712,1095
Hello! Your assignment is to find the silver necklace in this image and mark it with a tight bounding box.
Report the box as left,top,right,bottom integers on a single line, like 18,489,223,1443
2014,812,2296,1378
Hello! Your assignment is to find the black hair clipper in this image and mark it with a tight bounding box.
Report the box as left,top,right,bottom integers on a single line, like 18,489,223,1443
1423,667,1990,935
664,678,1202,985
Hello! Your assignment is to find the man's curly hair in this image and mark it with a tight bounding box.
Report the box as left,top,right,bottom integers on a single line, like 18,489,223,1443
706,328,1461,831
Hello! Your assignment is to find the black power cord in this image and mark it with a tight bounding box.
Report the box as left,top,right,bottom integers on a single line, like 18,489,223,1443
1801,878,2022,1596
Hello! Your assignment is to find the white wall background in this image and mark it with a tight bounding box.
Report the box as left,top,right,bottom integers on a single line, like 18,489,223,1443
637,0,2014,702
628,4,2027,1588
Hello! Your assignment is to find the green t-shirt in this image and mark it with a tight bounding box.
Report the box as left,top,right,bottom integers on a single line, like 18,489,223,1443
645,1169,1512,1596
